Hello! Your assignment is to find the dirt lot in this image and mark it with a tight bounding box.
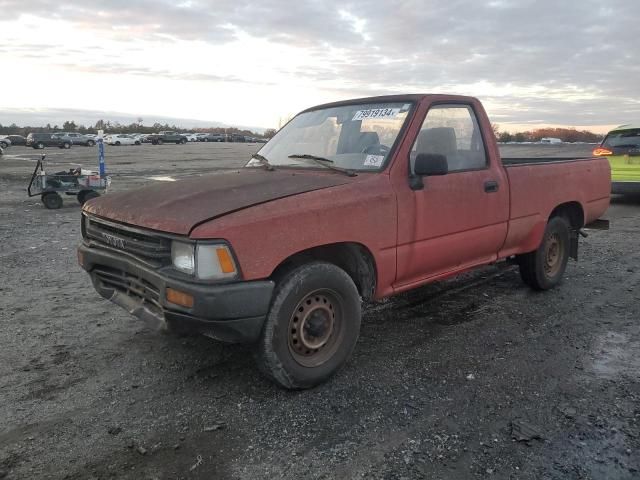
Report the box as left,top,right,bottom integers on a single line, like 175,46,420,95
1,142,639,479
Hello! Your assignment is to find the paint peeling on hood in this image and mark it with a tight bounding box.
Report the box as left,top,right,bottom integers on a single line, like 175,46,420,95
83,169,352,235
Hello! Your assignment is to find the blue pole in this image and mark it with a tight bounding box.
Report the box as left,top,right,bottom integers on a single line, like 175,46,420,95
98,138,105,176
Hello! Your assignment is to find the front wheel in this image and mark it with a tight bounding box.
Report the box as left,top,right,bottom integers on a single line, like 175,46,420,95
87,140,95,147
61,142,71,149
255,261,361,389
518,216,571,290
41,192,63,209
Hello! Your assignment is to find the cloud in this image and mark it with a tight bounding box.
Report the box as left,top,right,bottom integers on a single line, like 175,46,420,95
2,0,639,127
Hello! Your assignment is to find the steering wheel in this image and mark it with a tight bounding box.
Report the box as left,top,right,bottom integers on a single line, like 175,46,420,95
362,144,390,155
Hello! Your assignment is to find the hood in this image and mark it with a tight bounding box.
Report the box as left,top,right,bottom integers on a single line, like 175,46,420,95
83,169,351,235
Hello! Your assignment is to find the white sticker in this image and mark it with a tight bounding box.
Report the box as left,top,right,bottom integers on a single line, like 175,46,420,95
363,154,384,167
353,108,401,121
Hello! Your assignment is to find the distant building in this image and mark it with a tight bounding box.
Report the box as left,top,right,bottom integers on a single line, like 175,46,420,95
540,137,562,144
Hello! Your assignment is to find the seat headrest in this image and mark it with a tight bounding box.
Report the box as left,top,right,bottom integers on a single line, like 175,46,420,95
416,127,457,156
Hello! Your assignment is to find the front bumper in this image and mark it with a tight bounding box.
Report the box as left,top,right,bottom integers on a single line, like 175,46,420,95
78,243,274,343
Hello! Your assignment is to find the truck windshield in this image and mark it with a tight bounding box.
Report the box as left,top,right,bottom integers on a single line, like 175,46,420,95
247,102,413,172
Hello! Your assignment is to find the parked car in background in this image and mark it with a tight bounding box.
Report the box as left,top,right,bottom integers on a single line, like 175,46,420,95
195,133,208,141
182,133,199,142
148,131,188,145
57,132,96,146
3,135,27,146
26,133,72,149
0,137,11,148
202,133,225,142
105,134,141,146
593,124,640,194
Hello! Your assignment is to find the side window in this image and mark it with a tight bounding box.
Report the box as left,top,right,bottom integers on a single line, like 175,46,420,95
411,104,487,173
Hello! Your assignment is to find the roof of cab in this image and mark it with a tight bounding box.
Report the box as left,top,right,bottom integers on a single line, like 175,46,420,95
301,94,479,113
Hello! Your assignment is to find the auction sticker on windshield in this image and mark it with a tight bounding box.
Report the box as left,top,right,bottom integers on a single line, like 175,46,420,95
353,108,400,121
363,154,384,167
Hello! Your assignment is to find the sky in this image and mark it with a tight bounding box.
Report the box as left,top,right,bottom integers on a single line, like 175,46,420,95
0,0,638,133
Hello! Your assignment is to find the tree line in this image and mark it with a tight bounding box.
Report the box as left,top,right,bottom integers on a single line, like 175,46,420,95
493,125,603,143
0,120,277,138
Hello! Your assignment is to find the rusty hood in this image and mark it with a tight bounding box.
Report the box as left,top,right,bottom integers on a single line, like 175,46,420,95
83,169,351,235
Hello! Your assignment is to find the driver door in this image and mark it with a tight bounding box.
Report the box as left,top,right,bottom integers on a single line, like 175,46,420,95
394,103,509,288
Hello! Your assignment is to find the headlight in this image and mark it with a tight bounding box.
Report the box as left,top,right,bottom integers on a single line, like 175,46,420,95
171,241,238,280
171,241,195,275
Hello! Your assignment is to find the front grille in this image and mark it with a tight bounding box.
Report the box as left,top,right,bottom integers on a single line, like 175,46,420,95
85,216,171,267
94,266,162,312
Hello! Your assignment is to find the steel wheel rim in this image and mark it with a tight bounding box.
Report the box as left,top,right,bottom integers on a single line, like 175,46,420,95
544,232,563,277
288,289,344,367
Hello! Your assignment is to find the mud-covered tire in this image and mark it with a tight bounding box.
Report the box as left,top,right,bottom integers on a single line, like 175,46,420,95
255,261,361,389
518,216,571,290
41,192,63,209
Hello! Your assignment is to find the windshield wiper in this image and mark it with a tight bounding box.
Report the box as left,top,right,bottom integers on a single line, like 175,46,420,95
250,153,275,171
288,154,356,177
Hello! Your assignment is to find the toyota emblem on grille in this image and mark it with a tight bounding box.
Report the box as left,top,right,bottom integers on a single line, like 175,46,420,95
102,233,125,249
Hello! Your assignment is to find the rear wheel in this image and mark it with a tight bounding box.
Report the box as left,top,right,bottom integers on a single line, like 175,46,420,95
62,142,71,149
157,139,163,145
180,138,187,144
255,261,361,389
41,192,63,209
115,141,121,146
87,140,95,147
518,216,571,290
36,142,45,149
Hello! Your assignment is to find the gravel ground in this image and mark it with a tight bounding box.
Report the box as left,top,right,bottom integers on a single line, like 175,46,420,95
1,142,638,479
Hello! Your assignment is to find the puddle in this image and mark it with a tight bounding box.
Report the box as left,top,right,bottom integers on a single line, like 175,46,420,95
590,331,640,379
146,176,177,182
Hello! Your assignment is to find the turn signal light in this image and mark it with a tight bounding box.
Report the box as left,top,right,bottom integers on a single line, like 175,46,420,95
593,147,613,156
216,247,236,274
166,288,194,308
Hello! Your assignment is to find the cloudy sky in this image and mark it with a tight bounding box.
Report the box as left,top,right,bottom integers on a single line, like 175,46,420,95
0,0,638,132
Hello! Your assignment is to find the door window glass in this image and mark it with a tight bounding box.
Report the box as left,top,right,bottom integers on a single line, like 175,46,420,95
411,104,487,173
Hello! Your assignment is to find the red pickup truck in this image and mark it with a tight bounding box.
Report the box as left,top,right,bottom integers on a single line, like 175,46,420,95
78,94,610,389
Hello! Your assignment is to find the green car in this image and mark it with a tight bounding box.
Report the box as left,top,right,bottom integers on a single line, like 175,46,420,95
594,124,640,194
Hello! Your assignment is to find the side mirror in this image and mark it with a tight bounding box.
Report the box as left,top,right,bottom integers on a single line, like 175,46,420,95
414,153,448,176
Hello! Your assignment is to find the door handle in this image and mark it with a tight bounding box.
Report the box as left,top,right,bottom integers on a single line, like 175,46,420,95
484,180,499,193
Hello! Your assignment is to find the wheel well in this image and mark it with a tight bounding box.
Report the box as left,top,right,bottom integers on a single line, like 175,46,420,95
270,243,377,300
550,201,584,230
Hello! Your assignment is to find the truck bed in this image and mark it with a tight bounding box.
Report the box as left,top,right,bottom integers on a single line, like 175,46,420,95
497,156,611,258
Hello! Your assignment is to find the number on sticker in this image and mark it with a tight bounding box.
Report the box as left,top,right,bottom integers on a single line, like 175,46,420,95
353,108,401,121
